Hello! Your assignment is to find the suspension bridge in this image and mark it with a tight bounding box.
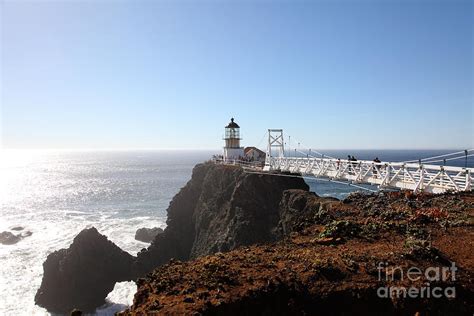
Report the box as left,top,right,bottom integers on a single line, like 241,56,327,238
218,129,474,194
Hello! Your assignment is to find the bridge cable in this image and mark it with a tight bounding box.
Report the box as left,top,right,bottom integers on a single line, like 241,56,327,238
401,149,474,164
295,148,339,161
294,147,336,160
411,153,474,165
289,136,337,159
255,131,268,151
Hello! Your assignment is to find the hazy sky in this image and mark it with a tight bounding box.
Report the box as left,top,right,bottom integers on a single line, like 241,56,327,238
1,0,473,150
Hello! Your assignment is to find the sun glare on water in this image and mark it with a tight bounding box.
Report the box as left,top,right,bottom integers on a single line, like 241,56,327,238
0,149,52,222
0,150,39,227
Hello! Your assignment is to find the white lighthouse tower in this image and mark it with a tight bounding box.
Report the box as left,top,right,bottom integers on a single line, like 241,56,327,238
223,118,244,162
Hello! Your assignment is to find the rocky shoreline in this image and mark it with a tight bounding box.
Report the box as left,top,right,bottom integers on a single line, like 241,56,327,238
34,162,474,314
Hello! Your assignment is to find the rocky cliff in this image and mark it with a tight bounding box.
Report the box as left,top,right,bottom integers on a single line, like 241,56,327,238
122,190,474,315
35,162,309,313
132,163,308,276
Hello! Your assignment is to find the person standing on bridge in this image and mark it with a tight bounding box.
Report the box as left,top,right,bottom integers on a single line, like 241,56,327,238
348,155,357,174
373,157,381,175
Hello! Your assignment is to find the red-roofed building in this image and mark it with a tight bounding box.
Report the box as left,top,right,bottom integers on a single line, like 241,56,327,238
244,146,266,162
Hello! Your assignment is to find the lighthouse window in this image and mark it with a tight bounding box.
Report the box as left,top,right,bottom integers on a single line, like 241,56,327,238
225,128,240,139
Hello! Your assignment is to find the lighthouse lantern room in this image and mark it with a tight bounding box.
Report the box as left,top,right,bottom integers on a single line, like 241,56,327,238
223,118,244,161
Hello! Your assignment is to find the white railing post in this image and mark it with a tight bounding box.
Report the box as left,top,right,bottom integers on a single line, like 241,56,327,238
414,165,424,192
420,166,425,191
380,164,390,187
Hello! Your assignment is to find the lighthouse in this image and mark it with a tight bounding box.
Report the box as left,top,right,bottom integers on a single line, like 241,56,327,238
223,118,244,161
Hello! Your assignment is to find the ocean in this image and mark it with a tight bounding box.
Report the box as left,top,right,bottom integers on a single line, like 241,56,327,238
0,149,472,315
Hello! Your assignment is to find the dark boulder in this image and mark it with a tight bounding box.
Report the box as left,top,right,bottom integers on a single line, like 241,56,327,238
135,227,163,243
35,227,134,313
0,231,21,245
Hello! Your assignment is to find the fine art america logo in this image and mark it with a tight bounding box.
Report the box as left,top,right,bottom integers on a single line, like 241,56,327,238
377,261,457,299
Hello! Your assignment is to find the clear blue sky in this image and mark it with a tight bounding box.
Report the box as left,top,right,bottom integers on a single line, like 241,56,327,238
1,0,472,150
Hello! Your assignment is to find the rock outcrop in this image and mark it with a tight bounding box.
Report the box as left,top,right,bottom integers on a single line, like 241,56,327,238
0,231,21,245
36,162,309,313
0,230,33,245
189,165,309,258
135,227,163,243
133,163,308,275
276,189,339,236
35,227,135,313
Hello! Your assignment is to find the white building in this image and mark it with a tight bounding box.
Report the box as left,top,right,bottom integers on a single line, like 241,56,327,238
223,118,244,161
244,146,266,162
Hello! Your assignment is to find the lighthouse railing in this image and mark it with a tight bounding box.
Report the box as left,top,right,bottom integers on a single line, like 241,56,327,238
212,157,264,170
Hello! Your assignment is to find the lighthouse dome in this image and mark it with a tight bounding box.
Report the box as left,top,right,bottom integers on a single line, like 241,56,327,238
225,118,240,128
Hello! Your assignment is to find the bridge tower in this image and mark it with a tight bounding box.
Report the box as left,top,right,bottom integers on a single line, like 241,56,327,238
264,129,285,170
223,118,244,161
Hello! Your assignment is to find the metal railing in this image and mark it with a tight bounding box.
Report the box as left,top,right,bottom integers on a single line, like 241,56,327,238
264,157,473,193
213,158,264,170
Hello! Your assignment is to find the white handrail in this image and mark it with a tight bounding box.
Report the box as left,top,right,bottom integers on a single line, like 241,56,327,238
264,156,473,193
